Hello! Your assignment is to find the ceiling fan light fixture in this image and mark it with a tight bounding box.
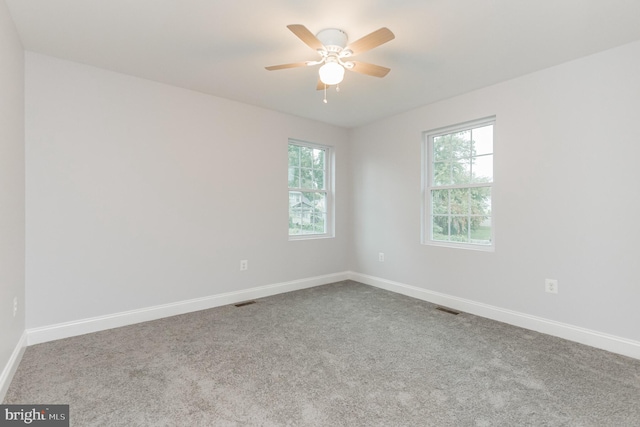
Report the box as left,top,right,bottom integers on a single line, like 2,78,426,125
319,61,345,85
265,25,395,92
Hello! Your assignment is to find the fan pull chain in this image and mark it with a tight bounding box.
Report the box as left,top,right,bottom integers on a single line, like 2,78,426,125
336,84,340,93
323,84,328,104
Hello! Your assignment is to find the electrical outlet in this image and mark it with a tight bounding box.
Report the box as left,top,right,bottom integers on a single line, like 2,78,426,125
13,297,18,317
378,252,385,262
545,279,558,294
240,260,248,271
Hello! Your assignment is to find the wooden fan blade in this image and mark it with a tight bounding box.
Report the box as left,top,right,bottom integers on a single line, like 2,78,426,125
344,28,395,56
265,62,310,71
350,61,391,77
287,24,324,51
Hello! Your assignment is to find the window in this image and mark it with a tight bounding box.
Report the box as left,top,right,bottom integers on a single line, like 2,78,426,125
423,117,494,250
288,140,333,239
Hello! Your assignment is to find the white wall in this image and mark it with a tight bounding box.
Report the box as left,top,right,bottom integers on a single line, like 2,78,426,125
25,53,349,329
19,36,640,354
349,40,640,343
0,0,25,396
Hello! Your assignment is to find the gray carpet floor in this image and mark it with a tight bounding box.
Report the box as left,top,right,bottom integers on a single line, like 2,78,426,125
4,280,640,426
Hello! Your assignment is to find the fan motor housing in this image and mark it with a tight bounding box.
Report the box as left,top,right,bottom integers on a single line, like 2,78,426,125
316,28,348,52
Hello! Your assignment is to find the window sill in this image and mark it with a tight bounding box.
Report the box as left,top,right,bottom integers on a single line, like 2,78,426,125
288,234,334,241
425,240,494,252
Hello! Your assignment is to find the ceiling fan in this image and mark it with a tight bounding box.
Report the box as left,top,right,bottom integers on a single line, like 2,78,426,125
266,25,395,100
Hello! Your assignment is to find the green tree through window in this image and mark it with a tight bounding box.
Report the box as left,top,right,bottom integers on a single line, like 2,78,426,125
288,141,332,238
425,119,494,248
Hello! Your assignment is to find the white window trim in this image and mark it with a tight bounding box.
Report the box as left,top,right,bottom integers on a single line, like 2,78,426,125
288,139,335,241
421,116,495,252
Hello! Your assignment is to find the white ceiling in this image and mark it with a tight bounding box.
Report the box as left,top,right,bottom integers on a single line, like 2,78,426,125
6,0,640,128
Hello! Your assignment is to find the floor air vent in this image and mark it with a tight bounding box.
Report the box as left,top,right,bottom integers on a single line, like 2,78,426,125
234,301,256,308
435,306,460,315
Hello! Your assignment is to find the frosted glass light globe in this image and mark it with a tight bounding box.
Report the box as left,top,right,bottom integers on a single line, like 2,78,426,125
319,62,345,85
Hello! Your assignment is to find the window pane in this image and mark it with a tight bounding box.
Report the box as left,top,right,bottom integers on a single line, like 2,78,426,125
300,146,313,168
451,158,471,185
289,213,302,235
298,192,314,233
433,136,450,161
431,189,448,215
433,161,451,186
313,149,325,169
450,131,471,159
450,216,469,242
293,192,325,234
450,188,469,215
289,192,301,218
289,190,303,235
472,125,493,156
470,216,491,245
303,192,326,213
288,144,300,167
289,191,301,205
288,167,299,188
313,170,325,190
470,187,491,216
472,155,493,183
470,187,491,244
314,212,326,234
300,168,313,189
432,216,449,241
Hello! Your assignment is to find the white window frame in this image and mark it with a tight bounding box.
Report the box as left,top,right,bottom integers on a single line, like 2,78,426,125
422,117,495,251
288,139,334,240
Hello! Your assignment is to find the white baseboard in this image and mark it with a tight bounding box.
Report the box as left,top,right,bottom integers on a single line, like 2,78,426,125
0,331,27,402
27,272,349,346
349,272,640,360
22,270,640,360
